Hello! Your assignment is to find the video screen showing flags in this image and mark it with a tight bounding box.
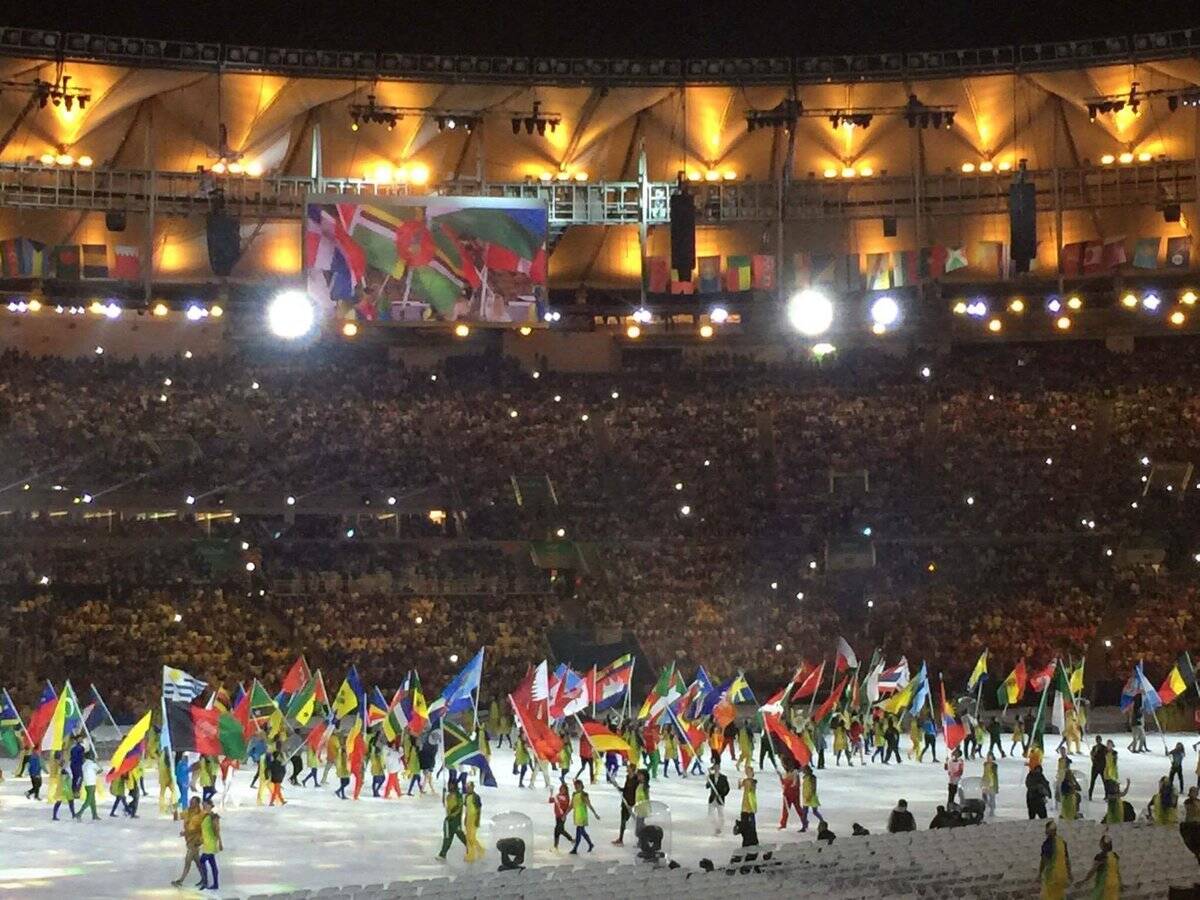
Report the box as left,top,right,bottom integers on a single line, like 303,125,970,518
303,195,548,327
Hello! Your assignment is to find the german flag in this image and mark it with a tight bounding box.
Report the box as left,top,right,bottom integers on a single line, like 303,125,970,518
1159,653,1196,705
165,700,246,759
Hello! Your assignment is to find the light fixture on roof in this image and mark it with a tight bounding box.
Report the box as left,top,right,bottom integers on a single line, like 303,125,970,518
509,101,560,137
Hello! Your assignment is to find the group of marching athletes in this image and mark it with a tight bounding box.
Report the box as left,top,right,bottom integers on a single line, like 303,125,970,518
7,700,1200,898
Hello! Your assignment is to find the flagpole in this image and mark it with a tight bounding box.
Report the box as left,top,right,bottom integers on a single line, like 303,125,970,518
470,648,485,734
91,683,126,741
66,680,97,754
972,649,987,721
624,656,636,724
806,662,826,720
590,664,597,720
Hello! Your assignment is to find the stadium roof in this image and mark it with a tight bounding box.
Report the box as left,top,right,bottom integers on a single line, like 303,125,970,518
0,24,1197,288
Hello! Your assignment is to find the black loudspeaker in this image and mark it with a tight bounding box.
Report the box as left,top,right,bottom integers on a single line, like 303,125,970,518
206,211,242,277
882,216,897,238
105,210,127,232
669,192,696,279
1164,204,1181,223
1008,181,1037,273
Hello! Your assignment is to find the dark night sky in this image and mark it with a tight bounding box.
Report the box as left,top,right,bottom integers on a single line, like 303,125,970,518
5,1,1198,58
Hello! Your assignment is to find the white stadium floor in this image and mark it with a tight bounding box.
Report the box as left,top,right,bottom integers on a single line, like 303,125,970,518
2,733,1198,898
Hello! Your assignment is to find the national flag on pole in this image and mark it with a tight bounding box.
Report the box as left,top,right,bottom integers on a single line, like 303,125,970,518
0,689,24,756
812,675,849,725
996,659,1027,706
877,658,909,695
907,664,930,716
441,719,497,787
367,687,391,727
380,694,406,742
165,700,247,758
248,680,280,723
863,659,886,703
1159,653,1196,705
582,720,632,757
285,677,318,726
508,693,562,762
400,671,429,734
41,682,83,752
1051,675,1067,736
792,662,825,700
428,649,484,726
442,719,477,767
1120,662,1162,713
162,666,207,703
106,710,152,782
762,663,808,714
879,664,920,715
638,664,682,720
280,656,310,697
762,712,811,767
1068,660,1085,695
967,650,988,691
25,682,58,747
835,637,858,673
1028,661,1057,693
332,667,364,719
593,654,634,713
939,679,965,750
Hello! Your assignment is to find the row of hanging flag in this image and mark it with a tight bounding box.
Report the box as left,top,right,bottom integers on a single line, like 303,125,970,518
0,238,143,280
646,236,1194,296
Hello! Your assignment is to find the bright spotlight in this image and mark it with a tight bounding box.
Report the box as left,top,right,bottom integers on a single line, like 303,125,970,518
185,304,206,322
267,291,315,339
787,289,834,336
870,296,899,327
710,306,729,324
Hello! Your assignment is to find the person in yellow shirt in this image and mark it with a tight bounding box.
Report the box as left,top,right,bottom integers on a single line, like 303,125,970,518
436,781,468,861
737,765,758,847
1077,833,1120,899
170,797,204,888
569,779,599,854
1038,820,1071,900
463,780,484,862
197,800,222,891
333,735,351,800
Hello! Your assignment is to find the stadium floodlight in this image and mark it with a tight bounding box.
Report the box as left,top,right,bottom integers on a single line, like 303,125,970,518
267,290,315,340
787,289,834,336
870,296,899,328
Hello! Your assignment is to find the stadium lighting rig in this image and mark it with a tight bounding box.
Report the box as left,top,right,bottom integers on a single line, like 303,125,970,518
1,74,92,110
508,101,561,136
1086,81,1200,120
349,94,565,135
746,94,955,132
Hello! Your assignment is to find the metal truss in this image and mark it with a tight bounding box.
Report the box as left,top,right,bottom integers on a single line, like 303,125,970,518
0,161,1194,227
0,25,1198,86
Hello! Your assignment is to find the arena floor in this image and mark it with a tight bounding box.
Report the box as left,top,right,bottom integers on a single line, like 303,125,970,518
0,734,1191,898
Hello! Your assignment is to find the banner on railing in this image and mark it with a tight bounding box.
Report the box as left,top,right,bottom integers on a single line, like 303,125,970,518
303,194,548,327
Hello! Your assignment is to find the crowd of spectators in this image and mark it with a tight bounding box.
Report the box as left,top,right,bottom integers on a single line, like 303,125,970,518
1,337,1198,716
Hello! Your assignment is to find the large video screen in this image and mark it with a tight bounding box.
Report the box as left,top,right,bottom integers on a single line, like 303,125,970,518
304,194,548,326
